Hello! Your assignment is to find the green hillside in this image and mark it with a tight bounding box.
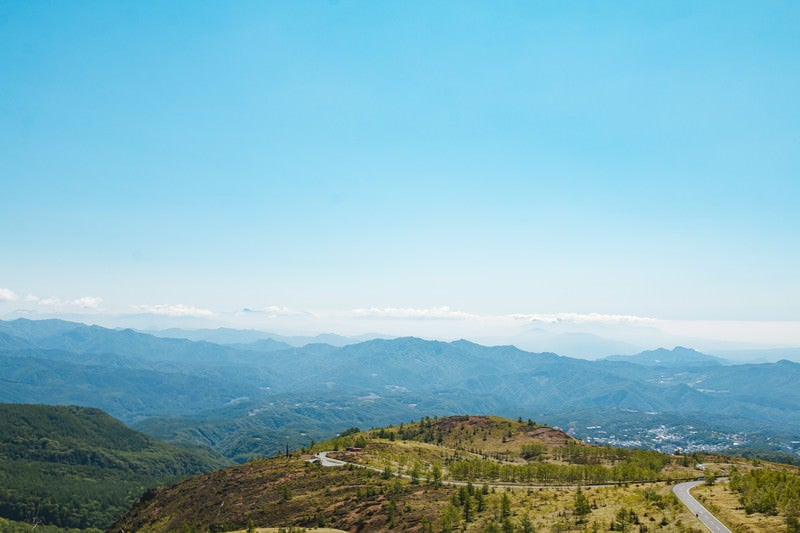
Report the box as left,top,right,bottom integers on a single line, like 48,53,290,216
0,404,230,531
111,415,717,532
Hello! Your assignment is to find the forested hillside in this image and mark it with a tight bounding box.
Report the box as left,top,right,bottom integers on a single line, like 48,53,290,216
0,404,229,531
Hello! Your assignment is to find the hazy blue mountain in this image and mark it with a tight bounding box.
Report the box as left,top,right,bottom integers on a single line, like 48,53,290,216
284,338,701,414
3,319,232,363
710,347,800,363
146,326,280,344
146,326,387,348
604,346,726,367
691,360,800,409
0,331,31,350
0,351,267,423
285,332,368,347
481,328,644,358
32,324,258,365
131,390,467,462
226,338,295,352
536,331,643,358
0,318,83,341
3,318,799,462
0,318,287,389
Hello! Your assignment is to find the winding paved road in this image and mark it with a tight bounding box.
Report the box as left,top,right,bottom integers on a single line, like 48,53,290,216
312,452,702,490
314,451,347,467
314,451,731,531
312,452,630,489
672,480,731,533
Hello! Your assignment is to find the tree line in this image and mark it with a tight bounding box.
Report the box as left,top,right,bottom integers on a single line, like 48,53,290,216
447,456,672,484
729,467,800,531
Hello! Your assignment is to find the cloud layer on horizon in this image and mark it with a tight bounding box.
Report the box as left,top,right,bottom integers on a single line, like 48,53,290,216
130,304,214,317
2,286,799,348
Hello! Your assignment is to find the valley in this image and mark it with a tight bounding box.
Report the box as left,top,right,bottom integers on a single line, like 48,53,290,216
2,318,800,531
1,318,799,465
5,4,798,531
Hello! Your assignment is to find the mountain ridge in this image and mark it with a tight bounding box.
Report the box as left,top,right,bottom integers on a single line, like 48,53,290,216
603,346,727,367
2,318,799,463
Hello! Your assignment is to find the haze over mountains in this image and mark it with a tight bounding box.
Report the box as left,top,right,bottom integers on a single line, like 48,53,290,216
6,308,799,362
1,318,798,463
603,347,727,367
146,327,387,349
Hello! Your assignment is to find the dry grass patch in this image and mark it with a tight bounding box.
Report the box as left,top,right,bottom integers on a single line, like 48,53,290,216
454,482,706,532
693,481,787,533
227,529,348,533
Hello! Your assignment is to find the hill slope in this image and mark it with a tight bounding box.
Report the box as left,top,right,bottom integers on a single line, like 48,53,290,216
0,404,229,531
110,415,721,533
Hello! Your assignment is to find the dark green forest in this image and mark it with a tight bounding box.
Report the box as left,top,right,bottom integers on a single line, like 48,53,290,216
0,404,228,531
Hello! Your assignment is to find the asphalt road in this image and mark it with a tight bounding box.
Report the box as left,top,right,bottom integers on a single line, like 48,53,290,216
672,480,732,533
313,451,347,467
313,451,703,491
314,451,731,531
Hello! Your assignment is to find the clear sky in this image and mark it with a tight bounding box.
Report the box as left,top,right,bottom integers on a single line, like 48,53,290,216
1,2,799,345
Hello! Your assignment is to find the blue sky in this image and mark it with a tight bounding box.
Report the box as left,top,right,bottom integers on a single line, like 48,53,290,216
1,2,799,344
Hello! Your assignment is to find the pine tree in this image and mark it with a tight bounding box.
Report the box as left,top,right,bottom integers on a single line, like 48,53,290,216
519,513,535,533
463,493,472,522
501,492,511,518
476,489,485,512
574,487,591,519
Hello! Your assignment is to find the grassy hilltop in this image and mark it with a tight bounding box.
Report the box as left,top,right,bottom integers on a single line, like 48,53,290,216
111,415,728,532
111,415,800,532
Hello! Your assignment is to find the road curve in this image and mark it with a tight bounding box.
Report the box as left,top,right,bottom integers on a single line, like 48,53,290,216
311,451,699,491
312,451,347,467
315,451,729,531
311,452,615,489
672,480,731,533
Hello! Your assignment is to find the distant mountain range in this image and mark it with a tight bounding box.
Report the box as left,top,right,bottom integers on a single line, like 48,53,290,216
146,326,387,348
710,346,800,363
1,318,798,462
604,346,727,367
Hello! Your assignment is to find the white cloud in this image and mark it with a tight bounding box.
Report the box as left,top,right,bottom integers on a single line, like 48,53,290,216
37,296,64,306
0,288,19,302
19,294,103,310
346,307,655,325
506,312,657,325
239,306,308,318
73,296,103,309
132,303,214,317
350,306,480,320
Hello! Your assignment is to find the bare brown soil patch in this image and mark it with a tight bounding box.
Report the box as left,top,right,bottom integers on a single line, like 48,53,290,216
524,426,574,445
